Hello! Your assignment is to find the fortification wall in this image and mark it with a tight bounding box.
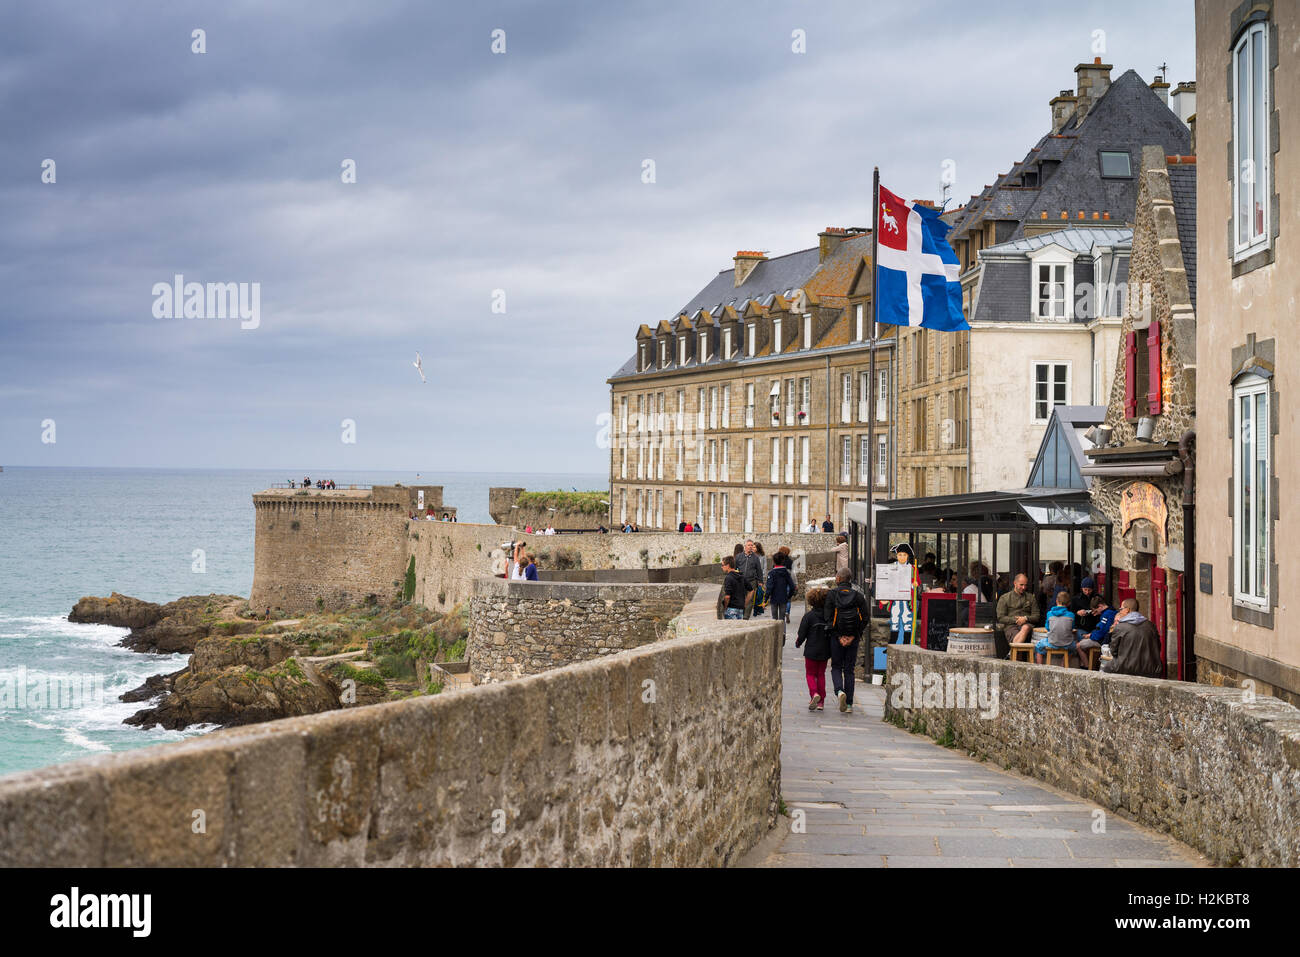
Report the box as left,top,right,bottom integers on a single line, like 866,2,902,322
544,531,837,571
468,579,698,683
249,493,412,614
408,521,511,613
885,644,1300,867
488,486,605,530
0,594,782,867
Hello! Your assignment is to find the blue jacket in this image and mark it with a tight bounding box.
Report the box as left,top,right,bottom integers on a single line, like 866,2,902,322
1088,607,1117,643
1046,604,1074,625
766,566,797,605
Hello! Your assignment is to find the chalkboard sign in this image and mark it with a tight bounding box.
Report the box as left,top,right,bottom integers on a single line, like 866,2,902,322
919,593,975,652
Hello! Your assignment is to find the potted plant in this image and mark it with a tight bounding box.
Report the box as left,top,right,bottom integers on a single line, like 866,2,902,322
797,410,807,421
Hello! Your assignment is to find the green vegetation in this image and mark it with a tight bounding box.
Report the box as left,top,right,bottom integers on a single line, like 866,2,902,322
515,490,607,516
936,719,957,749
331,662,386,689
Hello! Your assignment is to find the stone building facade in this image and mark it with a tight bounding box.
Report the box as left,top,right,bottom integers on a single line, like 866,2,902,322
1194,0,1299,705
608,229,896,534
897,60,1193,496
1085,146,1197,676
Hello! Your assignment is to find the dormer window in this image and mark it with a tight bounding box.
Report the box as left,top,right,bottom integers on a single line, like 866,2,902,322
699,331,709,362
1028,244,1074,321
723,327,732,359
659,339,668,368
803,314,812,349
773,317,782,353
855,303,864,341
639,342,647,372
1099,150,1132,178
679,336,687,366
747,323,756,357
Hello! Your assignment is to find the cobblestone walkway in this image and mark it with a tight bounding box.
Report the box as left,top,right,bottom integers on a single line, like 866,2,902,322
745,603,1208,868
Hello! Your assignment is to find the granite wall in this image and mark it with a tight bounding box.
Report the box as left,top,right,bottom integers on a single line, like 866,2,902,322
0,596,783,867
885,643,1300,866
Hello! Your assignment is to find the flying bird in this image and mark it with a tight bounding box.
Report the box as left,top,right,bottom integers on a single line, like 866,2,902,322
412,352,426,383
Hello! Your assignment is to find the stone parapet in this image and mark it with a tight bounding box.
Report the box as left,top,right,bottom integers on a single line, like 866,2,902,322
885,643,1300,866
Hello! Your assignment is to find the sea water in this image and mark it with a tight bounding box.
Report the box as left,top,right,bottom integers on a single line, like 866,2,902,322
0,466,603,776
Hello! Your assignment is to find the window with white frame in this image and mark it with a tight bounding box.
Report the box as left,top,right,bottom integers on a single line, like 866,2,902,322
679,336,687,366
647,443,654,480
709,386,718,429
876,434,888,485
770,380,781,423
800,436,809,484
1234,19,1271,259
696,440,705,481
1036,263,1067,318
697,492,705,525
636,394,644,432
800,377,810,422
1029,245,1073,321
699,331,709,362
676,389,684,431
1033,362,1069,422
841,373,852,423
620,446,627,479
1234,374,1270,607
841,436,852,485
721,438,729,481
619,490,626,524
785,377,795,423
660,339,668,368
773,317,782,353
784,494,794,533
877,367,888,421
744,493,753,533
619,396,628,433
723,327,732,359
675,439,683,481
855,303,864,341
746,383,755,427
708,492,716,532
858,372,870,421
785,437,795,484
675,491,682,527
656,490,663,528
803,314,812,349
697,387,706,430
770,438,780,483
745,437,754,483
769,495,779,533
709,439,717,482
720,493,729,532
637,444,644,479
722,385,730,426
656,436,664,479
747,323,756,357
859,436,870,485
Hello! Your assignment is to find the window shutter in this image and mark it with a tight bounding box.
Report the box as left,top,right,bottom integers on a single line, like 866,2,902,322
1123,331,1138,419
1146,321,1163,415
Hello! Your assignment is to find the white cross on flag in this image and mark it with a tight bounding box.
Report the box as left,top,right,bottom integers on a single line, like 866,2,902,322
875,184,968,330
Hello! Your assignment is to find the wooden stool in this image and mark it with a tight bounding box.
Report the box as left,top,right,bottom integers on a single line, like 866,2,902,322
1044,648,1071,668
1009,642,1034,663
1086,647,1100,670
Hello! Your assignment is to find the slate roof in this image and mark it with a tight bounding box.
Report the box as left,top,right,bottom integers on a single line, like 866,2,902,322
610,231,874,379
950,70,1191,245
981,226,1133,256
1168,164,1197,310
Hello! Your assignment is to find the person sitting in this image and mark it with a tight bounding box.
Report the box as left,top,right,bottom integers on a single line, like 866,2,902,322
1035,590,1077,664
524,524,534,534
1070,577,1099,633
1101,598,1164,678
1075,595,1116,669
693,522,703,533
544,524,556,535
679,520,689,533
719,556,747,620
994,573,1040,658
442,512,451,522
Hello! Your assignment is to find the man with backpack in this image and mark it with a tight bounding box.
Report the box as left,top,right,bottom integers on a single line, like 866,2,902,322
825,570,869,713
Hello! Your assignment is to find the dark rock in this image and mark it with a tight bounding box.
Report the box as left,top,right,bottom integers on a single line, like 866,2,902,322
119,669,184,703
69,592,162,630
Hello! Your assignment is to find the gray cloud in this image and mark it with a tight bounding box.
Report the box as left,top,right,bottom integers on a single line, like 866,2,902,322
0,0,1194,471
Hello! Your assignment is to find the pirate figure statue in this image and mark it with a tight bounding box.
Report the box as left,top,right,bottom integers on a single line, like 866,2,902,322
889,542,920,644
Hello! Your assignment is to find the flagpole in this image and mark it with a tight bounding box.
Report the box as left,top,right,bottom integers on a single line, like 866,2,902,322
867,167,879,594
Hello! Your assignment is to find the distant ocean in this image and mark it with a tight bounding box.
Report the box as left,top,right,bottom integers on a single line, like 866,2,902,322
0,466,605,777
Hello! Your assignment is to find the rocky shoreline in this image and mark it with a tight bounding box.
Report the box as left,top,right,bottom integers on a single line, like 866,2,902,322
69,592,468,731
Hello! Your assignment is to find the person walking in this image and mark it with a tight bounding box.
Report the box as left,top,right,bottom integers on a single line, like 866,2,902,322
796,587,832,710
833,533,850,578
719,555,748,620
765,552,798,641
737,539,763,619
825,571,869,713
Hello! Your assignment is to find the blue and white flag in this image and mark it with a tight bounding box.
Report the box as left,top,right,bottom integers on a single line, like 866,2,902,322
875,184,969,331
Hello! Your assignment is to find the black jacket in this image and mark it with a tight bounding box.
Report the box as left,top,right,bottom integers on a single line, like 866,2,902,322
796,608,832,660
721,570,748,611
766,566,797,605
825,585,869,638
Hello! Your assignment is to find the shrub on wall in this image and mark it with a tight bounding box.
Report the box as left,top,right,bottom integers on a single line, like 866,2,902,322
515,490,606,516
402,556,416,603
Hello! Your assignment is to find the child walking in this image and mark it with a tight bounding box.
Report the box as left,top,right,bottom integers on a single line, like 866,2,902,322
795,587,832,711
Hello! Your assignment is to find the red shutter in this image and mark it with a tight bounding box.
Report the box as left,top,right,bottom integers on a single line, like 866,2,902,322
1123,332,1138,419
1146,321,1163,415
1150,567,1168,675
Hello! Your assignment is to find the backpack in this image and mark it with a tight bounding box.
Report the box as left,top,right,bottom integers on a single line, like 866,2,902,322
827,586,864,637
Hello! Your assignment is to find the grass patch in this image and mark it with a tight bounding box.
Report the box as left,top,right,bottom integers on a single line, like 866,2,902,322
515,490,606,516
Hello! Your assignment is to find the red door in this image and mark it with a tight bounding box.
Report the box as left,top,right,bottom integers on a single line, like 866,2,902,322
1116,569,1136,605
1150,567,1168,676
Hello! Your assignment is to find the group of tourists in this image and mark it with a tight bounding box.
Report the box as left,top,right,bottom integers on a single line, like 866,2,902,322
506,542,540,581
522,524,555,535
289,477,337,489
996,572,1163,676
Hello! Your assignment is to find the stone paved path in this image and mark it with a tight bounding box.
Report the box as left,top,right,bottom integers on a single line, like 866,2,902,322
744,603,1208,868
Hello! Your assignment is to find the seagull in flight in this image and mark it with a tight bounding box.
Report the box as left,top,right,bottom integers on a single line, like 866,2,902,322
412,352,426,383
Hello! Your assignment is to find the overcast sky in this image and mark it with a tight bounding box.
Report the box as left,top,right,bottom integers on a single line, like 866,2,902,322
0,0,1195,474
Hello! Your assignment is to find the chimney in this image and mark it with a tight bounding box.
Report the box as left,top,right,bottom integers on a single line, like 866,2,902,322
1074,57,1113,120
733,250,767,287
1150,73,1170,106
1170,81,1197,127
1050,89,1078,133
818,228,847,263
